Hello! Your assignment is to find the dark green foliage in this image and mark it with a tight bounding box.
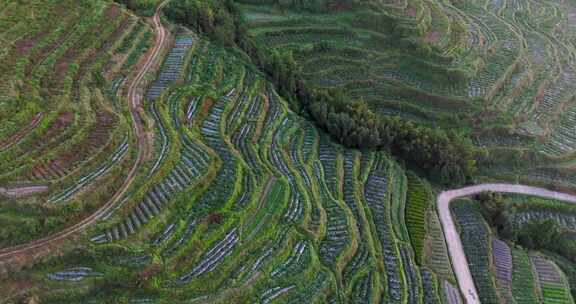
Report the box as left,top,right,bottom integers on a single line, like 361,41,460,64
308,95,476,186
237,0,354,12
163,0,477,186
476,192,509,234
165,0,241,46
476,194,576,263
515,220,576,262
115,0,159,16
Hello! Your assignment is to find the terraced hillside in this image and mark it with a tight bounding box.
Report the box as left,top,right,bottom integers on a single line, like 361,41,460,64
239,0,576,187
449,196,576,304
2,0,576,303
0,0,462,299
0,0,157,247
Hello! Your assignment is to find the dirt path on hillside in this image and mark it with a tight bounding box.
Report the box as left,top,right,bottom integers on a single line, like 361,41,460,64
437,183,576,304
0,185,49,199
0,1,170,263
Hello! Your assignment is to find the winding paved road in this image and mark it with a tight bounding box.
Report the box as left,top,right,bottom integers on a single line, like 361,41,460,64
438,183,576,304
0,1,169,261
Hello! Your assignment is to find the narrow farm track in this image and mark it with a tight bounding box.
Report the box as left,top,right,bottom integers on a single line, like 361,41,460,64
0,112,43,151
0,185,49,199
438,183,576,304
0,1,169,262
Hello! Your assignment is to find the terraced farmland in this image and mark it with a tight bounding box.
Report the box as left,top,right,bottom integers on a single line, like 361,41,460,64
240,0,576,187
531,254,574,303
3,0,576,302
0,0,148,247
0,2,462,299
448,193,576,304
450,199,500,303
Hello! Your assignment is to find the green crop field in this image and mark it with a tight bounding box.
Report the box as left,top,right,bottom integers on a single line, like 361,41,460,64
2,0,576,303
239,0,576,189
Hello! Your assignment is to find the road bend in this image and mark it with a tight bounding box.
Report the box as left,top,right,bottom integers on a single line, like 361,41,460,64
438,183,576,304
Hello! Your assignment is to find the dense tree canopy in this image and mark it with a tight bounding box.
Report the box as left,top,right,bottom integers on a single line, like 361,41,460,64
164,0,478,185
165,0,241,46
115,0,158,16
477,193,576,263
